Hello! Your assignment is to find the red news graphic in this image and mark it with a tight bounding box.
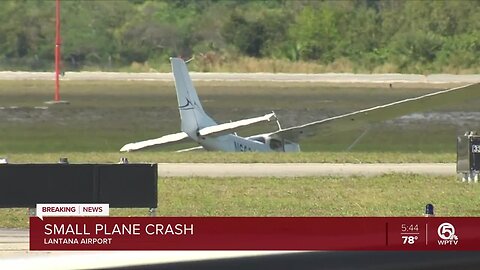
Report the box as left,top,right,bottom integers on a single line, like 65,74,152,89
30,217,480,251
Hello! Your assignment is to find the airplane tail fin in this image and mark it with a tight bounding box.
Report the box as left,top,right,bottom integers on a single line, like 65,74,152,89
170,57,216,137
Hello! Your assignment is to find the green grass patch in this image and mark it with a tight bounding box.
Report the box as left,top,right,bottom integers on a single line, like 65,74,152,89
2,174,478,228
1,151,454,164
0,80,474,154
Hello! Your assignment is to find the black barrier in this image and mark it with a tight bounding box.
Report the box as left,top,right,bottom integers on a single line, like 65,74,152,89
96,165,157,208
471,137,480,171
457,133,480,172
0,163,157,208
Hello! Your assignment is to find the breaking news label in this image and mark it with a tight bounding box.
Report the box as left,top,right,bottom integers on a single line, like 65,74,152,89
36,203,109,219
29,217,480,251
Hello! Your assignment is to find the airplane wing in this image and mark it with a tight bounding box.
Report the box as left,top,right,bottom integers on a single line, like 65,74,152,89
120,112,275,152
269,83,480,142
198,112,276,137
120,132,189,152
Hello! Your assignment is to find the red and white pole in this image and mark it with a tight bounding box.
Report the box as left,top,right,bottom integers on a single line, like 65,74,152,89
54,0,61,101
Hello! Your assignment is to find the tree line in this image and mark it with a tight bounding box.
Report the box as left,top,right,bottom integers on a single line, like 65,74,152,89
1,0,479,73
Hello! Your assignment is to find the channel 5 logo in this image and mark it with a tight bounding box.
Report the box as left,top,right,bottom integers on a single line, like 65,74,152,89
437,222,459,246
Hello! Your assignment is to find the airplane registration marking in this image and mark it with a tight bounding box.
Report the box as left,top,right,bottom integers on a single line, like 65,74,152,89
234,141,253,152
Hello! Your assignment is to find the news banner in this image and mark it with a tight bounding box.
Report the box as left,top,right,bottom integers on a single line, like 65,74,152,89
30,204,479,250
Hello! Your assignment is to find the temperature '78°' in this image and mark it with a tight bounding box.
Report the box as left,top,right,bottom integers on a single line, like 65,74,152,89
402,236,419,245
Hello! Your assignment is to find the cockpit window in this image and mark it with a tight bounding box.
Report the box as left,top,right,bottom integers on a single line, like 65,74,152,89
250,136,266,143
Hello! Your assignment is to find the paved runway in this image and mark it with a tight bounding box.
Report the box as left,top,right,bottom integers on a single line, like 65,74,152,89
0,71,479,85
0,228,29,258
157,163,456,177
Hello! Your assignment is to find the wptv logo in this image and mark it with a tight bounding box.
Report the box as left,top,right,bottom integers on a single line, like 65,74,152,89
437,222,459,246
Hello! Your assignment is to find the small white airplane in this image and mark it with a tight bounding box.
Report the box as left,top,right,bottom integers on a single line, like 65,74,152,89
120,57,480,153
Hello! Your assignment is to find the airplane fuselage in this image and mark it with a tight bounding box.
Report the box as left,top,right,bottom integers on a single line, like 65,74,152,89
194,133,301,152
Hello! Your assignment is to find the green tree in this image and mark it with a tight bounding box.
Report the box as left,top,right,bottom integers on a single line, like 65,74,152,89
222,12,266,57
0,0,479,73
289,4,341,62
0,1,55,69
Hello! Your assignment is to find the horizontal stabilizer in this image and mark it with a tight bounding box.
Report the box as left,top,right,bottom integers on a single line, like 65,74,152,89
198,112,276,137
120,132,189,152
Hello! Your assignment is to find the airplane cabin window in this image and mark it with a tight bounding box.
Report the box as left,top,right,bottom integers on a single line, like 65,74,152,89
269,138,283,150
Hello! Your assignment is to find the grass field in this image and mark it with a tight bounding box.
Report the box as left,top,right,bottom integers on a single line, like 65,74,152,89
0,80,476,159
1,151,455,164
1,79,479,227
1,174,479,228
